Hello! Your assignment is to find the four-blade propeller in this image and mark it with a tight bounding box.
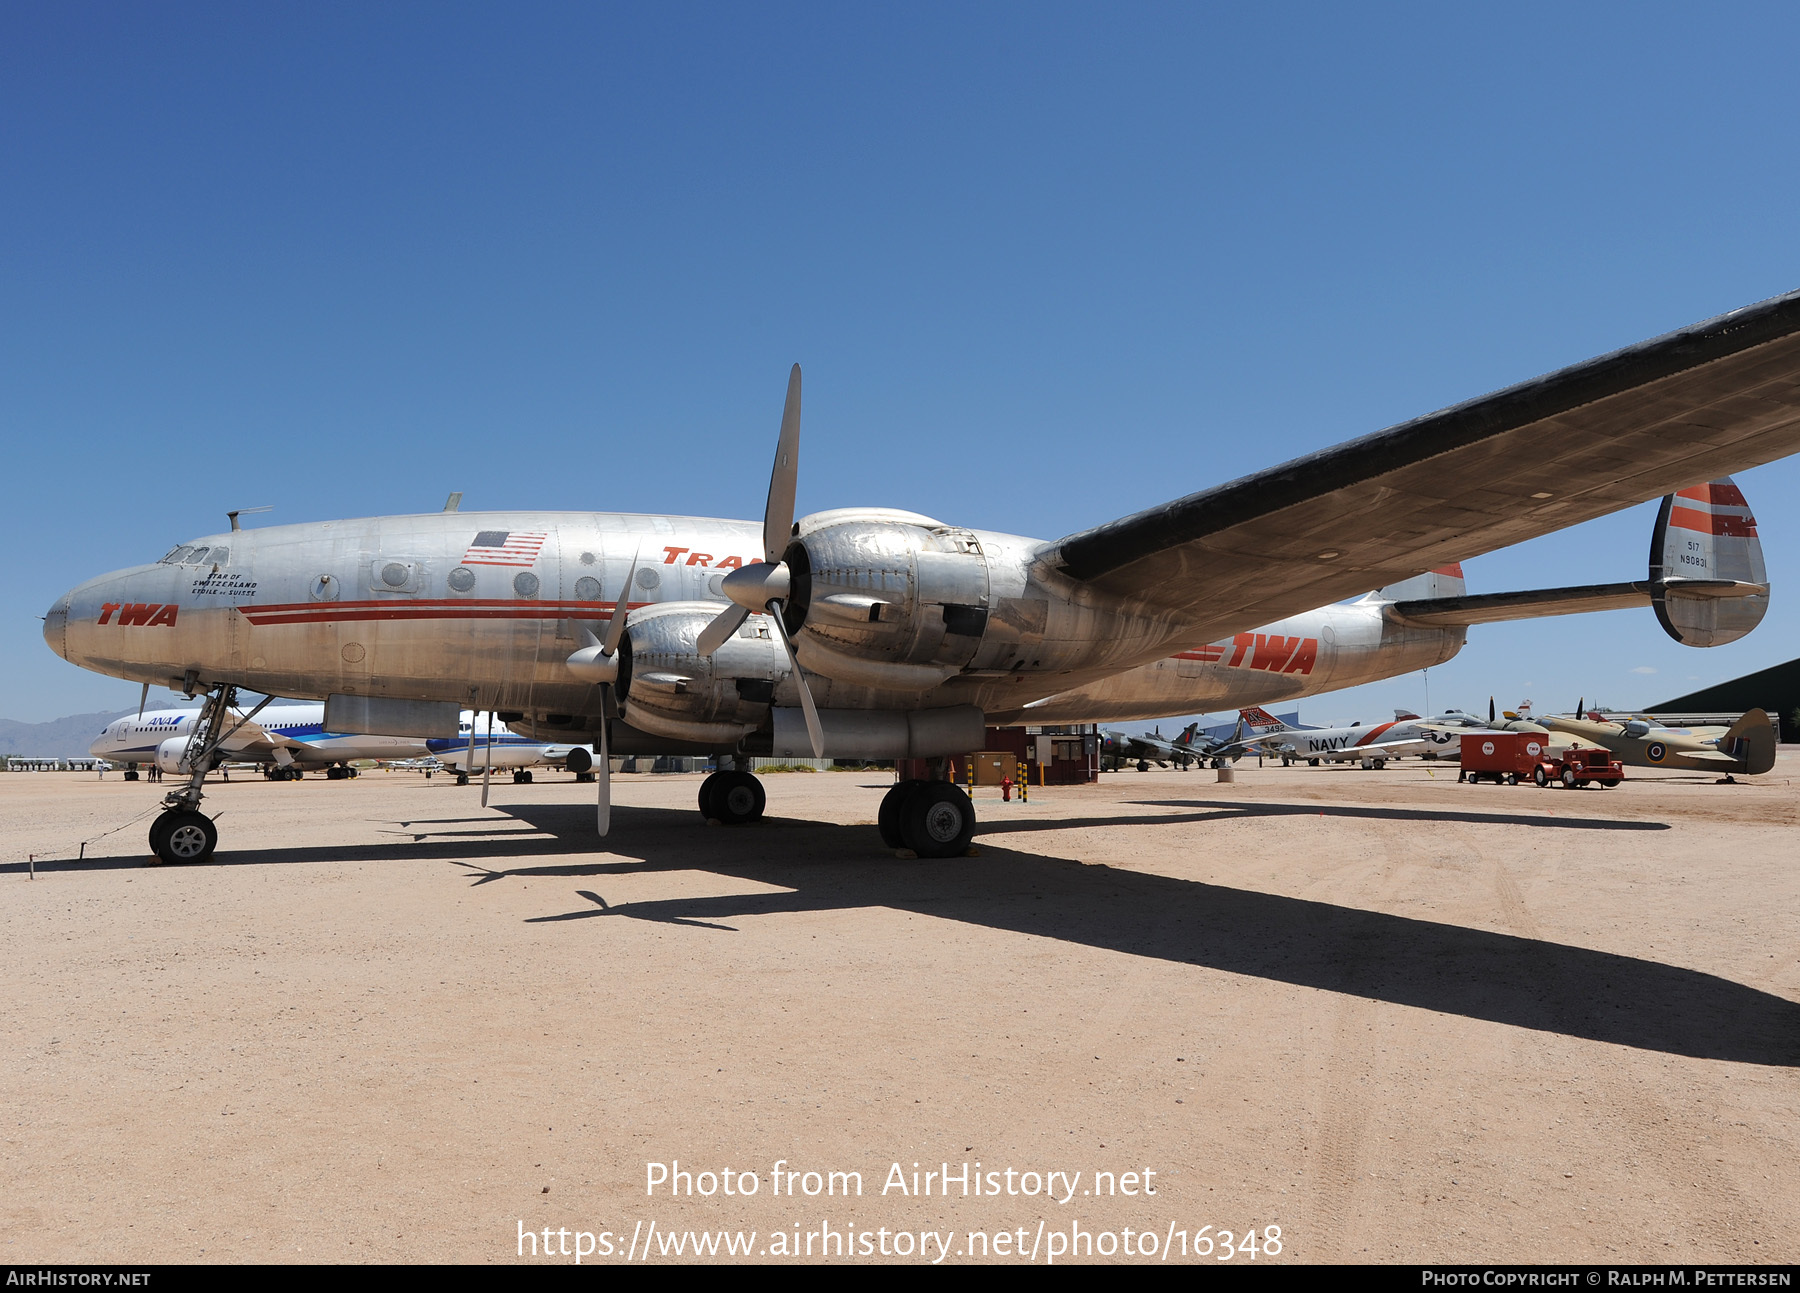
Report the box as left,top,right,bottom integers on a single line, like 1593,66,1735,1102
695,364,824,758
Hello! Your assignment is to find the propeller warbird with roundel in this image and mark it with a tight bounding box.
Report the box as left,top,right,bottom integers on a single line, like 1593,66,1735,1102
43,291,1800,864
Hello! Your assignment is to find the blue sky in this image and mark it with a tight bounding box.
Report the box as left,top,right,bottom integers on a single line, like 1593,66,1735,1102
6,3,1800,725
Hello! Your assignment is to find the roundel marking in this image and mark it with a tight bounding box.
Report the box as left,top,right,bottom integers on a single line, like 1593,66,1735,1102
1646,741,1667,762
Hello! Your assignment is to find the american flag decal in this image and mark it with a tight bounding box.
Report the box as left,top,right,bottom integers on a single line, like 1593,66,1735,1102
461,530,547,567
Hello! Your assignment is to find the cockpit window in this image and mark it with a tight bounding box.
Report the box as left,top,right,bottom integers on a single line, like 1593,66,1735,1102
157,544,228,566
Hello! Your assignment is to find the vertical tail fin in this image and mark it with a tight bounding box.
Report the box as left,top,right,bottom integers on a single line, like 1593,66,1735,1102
1649,476,1769,647
1721,709,1777,775
1238,706,1286,731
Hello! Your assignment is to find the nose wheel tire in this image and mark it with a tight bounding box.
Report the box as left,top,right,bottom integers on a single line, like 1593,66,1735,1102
149,809,217,865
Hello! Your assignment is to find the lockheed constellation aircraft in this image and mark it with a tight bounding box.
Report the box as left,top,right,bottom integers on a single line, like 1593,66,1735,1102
43,291,1800,864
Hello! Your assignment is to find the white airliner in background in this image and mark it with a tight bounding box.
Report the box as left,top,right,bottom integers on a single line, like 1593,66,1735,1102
429,711,593,784
90,703,427,779
94,705,591,785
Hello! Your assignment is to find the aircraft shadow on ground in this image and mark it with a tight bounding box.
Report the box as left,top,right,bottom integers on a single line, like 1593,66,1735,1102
478,802,1790,1069
1121,798,1673,832
9,797,1788,1067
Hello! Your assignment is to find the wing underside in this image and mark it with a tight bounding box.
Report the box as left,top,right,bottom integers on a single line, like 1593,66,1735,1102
1050,290,1800,640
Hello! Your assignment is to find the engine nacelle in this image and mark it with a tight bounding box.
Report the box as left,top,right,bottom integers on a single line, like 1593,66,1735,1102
155,735,196,775
621,601,793,745
785,509,991,691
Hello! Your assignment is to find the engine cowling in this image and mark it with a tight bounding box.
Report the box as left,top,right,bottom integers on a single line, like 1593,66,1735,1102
621,601,793,744
782,509,991,691
155,735,195,775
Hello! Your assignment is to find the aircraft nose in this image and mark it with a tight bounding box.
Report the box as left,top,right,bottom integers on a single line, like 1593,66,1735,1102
43,591,70,661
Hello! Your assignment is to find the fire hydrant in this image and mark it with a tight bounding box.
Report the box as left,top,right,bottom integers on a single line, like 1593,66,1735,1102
1000,777,1013,802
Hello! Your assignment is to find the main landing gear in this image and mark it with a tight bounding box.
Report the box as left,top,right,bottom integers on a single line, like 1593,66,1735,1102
877,779,976,858
698,768,767,825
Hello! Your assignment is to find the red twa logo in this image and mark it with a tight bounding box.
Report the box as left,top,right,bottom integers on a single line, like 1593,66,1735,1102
97,603,179,627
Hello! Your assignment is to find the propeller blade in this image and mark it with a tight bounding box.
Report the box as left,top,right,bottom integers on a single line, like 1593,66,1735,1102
767,599,824,758
696,603,750,658
480,710,493,808
1576,696,1585,720
1488,696,1496,725
763,364,802,564
602,548,639,658
596,704,611,837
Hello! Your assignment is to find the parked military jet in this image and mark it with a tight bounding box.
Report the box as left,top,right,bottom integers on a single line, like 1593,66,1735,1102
1232,707,1459,767
44,290,1800,863
1102,722,1207,771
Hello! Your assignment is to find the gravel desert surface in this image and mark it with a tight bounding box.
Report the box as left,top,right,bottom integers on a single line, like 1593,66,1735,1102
3,759,1797,1265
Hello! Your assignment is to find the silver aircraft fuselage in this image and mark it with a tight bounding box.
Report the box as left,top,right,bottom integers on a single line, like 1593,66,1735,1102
45,509,1467,742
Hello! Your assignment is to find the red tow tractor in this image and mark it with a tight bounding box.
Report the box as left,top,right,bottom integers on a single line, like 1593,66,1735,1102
1458,733,1624,789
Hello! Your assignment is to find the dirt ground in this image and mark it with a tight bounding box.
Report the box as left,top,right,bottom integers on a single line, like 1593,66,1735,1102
2,756,1796,1265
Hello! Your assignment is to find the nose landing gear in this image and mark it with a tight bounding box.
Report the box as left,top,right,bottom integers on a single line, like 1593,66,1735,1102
144,682,270,866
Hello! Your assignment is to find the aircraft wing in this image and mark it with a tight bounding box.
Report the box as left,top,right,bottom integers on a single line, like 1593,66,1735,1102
1050,290,1800,638
215,713,306,757
1675,748,1740,763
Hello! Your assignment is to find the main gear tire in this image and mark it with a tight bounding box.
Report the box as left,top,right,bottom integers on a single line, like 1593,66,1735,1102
878,780,923,848
899,782,976,859
707,770,766,825
698,771,727,820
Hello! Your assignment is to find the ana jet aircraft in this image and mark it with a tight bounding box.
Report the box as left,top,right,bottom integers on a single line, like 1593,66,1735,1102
89,702,427,780
43,290,1800,863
